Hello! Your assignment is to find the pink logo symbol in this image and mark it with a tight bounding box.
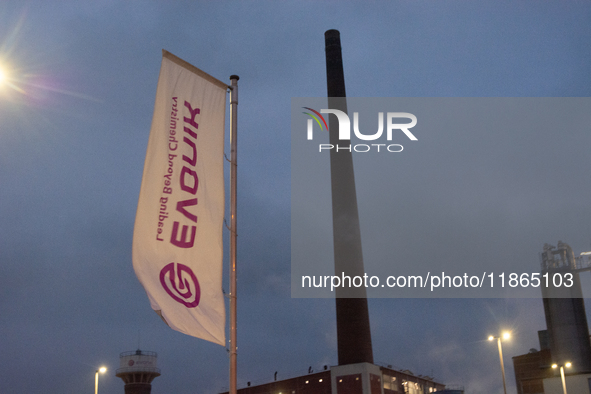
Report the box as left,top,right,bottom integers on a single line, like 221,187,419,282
128,360,134,366
159,262,201,308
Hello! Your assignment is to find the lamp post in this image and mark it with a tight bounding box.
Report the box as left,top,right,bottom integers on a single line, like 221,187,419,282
488,332,511,394
95,366,107,394
552,362,572,394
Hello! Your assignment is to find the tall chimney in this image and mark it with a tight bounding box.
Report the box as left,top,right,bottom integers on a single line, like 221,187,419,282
324,29,374,366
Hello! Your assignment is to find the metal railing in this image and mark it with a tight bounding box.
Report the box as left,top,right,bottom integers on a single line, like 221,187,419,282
116,366,161,375
119,350,158,357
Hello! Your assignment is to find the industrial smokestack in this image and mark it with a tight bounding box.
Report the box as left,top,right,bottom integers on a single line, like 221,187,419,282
324,29,374,366
541,242,591,374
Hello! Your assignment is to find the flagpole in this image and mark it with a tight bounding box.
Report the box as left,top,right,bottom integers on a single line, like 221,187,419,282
229,74,239,394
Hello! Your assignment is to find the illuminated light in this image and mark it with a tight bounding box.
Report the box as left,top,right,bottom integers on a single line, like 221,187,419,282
565,362,572,368
98,366,107,373
488,335,494,341
0,14,101,109
502,332,511,340
319,379,323,382
305,381,309,384
552,364,558,369
581,251,591,255
339,379,342,383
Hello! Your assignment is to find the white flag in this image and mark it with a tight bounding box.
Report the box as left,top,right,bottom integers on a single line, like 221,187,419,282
133,50,227,345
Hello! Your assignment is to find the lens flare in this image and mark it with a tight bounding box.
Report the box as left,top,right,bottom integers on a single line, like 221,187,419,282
0,9,100,106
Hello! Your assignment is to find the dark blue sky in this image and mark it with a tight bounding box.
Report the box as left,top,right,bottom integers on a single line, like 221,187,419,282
1,1,591,393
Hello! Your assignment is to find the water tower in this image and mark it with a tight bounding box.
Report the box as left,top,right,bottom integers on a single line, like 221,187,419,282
116,349,161,394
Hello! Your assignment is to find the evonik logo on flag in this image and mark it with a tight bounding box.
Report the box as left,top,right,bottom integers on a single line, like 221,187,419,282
302,107,418,153
160,262,201,308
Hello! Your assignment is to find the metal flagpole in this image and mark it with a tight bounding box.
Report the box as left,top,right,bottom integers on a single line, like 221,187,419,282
229,75,239,394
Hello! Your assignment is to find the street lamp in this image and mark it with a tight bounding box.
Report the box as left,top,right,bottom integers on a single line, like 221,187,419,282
95,366,107,394
488,331,511,394
552,362,572,394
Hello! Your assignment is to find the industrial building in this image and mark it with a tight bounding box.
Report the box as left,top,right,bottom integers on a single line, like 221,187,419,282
220,363,447,394
512,334,553,394
512,242,591,394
